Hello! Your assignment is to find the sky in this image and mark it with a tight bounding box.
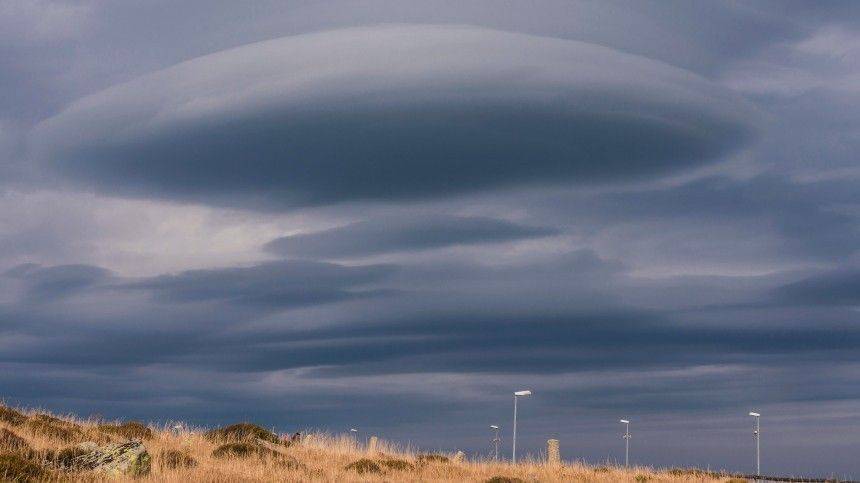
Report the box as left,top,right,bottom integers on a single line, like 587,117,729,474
1,0,859,477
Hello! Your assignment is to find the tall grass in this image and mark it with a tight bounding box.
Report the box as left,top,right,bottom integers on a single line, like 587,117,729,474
0,404,743,482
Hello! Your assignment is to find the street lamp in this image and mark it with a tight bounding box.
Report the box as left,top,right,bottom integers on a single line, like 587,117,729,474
490,425,501,460
512,390,532,463
749,412,760,476
620,419,630,467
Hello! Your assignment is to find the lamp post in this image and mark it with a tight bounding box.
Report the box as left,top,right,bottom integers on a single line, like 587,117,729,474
512,390,531,463
490,425,500,460
620,419,630,467
749,412,760,476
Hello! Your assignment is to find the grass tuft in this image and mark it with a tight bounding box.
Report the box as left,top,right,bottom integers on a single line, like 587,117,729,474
0,429,31,453
159,449,197,470
0,453,51,482
98,421,153,440
417,453,450,464
379,457,414,471
24,415,83,443
204,423,281,445
345,458,383,474
212,442,280,459
0,406,26,427
485,476,525,483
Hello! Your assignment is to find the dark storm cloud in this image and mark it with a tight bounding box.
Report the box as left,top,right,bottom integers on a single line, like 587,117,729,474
617,176,859,260
4,262,111,301
265,215,557,258
4,1,860,476
32,25,758,209
123,259,395,308
774,269,860,306
4,257,858,376
526,175,860,262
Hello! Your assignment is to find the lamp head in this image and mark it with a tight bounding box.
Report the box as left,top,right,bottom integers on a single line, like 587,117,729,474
490,425,499,429
514,390,532,397
620,419,629,424
749,412,760,417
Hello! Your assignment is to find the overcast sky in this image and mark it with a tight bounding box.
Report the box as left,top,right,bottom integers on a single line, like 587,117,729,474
2,0,860,477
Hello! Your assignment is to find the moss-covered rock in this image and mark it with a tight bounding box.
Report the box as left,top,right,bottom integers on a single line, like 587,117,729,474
72,440,151,477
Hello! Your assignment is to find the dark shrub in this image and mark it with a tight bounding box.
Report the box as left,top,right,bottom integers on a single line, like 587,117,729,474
98,421,153,440
0,429,30,453
379,458,414,471
486,477,525,483
593,466,610,472
0,453,50,482
24,416,82,443
417,453,450,464
159,449,197,469
345,458,382,474
204,423,280,444
211,442,281,459
0,407,26,427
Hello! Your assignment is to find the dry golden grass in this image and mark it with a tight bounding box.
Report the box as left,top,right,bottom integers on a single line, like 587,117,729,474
0,404,747,482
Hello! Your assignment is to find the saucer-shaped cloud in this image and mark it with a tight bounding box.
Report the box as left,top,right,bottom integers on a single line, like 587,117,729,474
34,25,758,209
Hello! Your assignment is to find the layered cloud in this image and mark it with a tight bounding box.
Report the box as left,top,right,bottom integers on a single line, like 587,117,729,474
33,25,757,209
4,3,860,477
265,214,557,258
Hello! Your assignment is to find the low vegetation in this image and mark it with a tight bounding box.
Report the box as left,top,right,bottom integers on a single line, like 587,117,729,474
204,423,280,444
0,403,756,481
158,449,197,470
98,421,153,440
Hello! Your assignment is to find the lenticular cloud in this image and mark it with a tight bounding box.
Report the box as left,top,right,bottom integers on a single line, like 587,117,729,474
33,25,759,209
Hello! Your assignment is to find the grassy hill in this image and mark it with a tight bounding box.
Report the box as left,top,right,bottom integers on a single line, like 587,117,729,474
0,404,747,482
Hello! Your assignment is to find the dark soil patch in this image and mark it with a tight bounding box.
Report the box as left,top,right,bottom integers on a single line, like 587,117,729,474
204,423,280,445
0,453,50,482
159,449,197,469
98,421,153,440
345,458,383,474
